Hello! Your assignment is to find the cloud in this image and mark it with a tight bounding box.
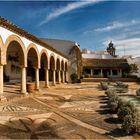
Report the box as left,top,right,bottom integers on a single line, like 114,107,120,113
39,0,98,26
95,20,140,32
103,38,140,57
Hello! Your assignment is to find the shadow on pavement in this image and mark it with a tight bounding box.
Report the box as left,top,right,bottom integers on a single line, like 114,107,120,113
0,117,63,139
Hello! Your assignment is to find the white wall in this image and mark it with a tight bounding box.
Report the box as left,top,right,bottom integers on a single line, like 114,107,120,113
0,26,68,67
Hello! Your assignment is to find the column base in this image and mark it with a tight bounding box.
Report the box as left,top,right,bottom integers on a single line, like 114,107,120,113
44,85,50,88
21,92,28,95
52,83,56,86
35,89,40,92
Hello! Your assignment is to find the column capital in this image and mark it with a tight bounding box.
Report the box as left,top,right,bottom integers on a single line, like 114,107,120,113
20,65,27,68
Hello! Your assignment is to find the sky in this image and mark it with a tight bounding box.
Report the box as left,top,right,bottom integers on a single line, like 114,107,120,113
1,0,140,57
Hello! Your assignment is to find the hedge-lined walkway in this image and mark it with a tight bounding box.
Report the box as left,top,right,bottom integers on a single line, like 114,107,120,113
0,82,138,139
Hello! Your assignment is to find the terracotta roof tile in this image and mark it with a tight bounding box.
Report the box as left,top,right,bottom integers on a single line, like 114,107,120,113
82,58,129,69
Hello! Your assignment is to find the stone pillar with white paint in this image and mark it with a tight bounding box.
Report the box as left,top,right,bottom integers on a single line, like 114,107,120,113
65,71,68,82
35,68,39,90
120,69,122,77
21,67,27,94
0,65,6,101
58,70,61,84
110,69,113,77
62,71,65,83
90,69,93,77
52,70,56,86
101,69,103,77
45,68,49,87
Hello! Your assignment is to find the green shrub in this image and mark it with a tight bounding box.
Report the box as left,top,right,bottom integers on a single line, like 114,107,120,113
117,102,132,122
105,88,116,96
100,82,108,90
118,101,135,121
117,101,138,134
80,75,84,79
70,73,78,83
70,73,81,83
117,98,140,135
122,114,137,134
136,89,140,96
117,98,127,110
136,112,140,135
108,95,119,112
116,81,128,88
115,87,128,93
106,89,119,112
77,79,81,83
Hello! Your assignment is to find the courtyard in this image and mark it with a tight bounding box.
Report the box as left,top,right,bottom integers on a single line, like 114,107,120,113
0,82,138,139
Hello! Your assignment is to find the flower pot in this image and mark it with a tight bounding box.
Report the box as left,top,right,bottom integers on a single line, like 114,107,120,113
26,83,35,93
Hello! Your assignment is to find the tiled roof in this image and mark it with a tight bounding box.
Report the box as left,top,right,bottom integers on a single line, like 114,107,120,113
82,58,129,69
41,38,80,56
0,17,68,59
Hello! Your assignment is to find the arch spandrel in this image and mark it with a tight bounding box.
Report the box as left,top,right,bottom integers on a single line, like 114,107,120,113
40,49,49,69
49,53,56,70
2,35,27,66
27,43,40,68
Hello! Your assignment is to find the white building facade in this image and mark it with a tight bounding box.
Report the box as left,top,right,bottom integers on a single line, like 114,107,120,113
0,17,68,100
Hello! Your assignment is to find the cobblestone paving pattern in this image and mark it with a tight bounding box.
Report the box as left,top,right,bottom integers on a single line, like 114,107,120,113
0,82,137,139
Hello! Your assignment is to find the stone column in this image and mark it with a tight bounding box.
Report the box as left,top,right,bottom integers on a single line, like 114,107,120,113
0,65,5,101
62,71,65,83
58,70,61,84
120,69,122,77
45,69,49,87
21,67,27,94
52,70,56,86
65,71,68,82
110,69,113,77
90,69,93,77
101,69,103,77
35,68,39,90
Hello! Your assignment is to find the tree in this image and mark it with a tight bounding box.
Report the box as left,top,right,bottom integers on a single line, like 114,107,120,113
129,63,138,73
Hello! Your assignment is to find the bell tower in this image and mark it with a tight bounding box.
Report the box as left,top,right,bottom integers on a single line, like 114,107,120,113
107,41,116,57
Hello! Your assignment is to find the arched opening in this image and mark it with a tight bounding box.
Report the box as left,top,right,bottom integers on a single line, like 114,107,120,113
5,41,25,92
56,58,60,82
27,48,39,82
49,55,55,82
40,52,48,87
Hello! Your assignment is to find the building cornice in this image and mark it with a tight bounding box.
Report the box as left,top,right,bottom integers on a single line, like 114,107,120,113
0,17,68,59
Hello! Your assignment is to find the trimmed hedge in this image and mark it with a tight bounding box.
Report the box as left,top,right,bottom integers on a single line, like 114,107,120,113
105,88,119,112
70,73,81,83
120,101,138,134
100,82,108,90
116,81,128,88
136,89,140,96
105,87,140,135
